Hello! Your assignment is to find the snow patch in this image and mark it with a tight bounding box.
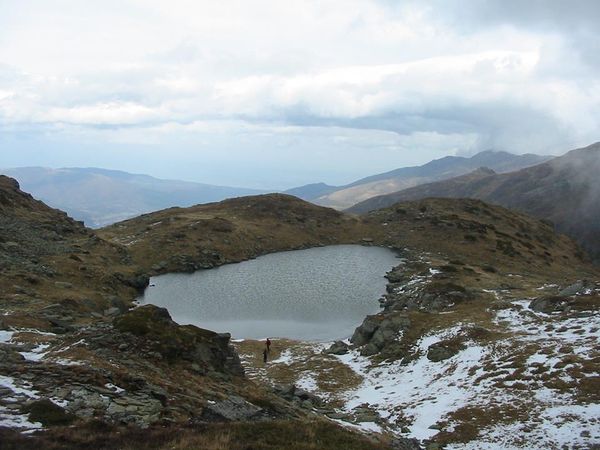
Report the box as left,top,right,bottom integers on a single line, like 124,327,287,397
19,343,51,361
0,330,15,343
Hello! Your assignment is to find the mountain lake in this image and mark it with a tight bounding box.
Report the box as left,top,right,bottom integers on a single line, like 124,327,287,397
138,245,400,341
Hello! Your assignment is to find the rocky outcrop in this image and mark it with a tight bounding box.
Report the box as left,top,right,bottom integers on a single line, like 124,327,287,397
351,312,411,356
113,305,244,376
386,281,475,312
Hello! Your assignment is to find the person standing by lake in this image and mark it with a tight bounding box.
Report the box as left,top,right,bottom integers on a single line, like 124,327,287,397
266,338,271,353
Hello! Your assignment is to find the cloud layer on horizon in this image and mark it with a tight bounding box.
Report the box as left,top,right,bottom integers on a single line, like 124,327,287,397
0,0,599,187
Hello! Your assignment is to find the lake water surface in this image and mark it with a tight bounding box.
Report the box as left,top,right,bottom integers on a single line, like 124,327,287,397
138,245,399,341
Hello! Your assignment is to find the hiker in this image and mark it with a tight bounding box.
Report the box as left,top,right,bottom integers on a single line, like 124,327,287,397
263,348,268,364
266,338,271,353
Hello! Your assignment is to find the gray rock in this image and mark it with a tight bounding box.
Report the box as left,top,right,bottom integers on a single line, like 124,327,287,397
105,394,163,427
355,412,380,423
278,384,296,397
54,281,73,289
201,395,263,421
301,399,313,409
529,296,570,313
427,341,462,362
385,269,407,283
351,315,381,346
323,340,349,355
360,343,380,356
104,307,121,317
558,281,585,297
326,412,348,420
0,344,26,363
369,327,396,348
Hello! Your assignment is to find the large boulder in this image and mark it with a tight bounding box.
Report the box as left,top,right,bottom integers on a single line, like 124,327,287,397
427,340,464,362
323,340,349,355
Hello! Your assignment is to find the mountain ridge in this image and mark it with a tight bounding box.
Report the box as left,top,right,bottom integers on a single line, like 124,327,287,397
348,142,600,262
287,150,553,209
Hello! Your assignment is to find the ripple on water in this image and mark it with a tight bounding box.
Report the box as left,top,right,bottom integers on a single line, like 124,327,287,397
138,245,399,341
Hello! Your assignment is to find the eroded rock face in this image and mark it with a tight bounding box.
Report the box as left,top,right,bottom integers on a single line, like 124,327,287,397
113,305,244,376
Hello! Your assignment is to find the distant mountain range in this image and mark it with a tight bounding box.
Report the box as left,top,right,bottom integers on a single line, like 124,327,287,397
286,150,553,209
0,167,266,228
348,142,600,262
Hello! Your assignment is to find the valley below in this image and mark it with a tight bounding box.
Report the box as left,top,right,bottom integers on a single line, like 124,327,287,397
1,176,599,449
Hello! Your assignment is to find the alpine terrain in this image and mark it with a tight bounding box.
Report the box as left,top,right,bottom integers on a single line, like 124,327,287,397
1,173,598,449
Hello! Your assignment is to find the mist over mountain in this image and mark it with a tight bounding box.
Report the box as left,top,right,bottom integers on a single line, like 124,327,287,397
348,142,600,262
0,167,266,228
287,150,552,209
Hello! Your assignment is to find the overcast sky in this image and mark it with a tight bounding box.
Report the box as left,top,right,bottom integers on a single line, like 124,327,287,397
1,0,599,189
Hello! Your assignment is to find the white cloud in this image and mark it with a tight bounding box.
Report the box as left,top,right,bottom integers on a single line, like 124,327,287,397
0,0,599,184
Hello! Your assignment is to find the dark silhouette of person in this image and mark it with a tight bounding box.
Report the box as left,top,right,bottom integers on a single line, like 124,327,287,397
263,348,268,364
266,338,271,353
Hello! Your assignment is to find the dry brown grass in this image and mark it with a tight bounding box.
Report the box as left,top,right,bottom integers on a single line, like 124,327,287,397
0,418,393,450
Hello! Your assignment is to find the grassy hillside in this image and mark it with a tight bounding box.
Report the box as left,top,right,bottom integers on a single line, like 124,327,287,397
2,167,266,227
97,194,380,274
